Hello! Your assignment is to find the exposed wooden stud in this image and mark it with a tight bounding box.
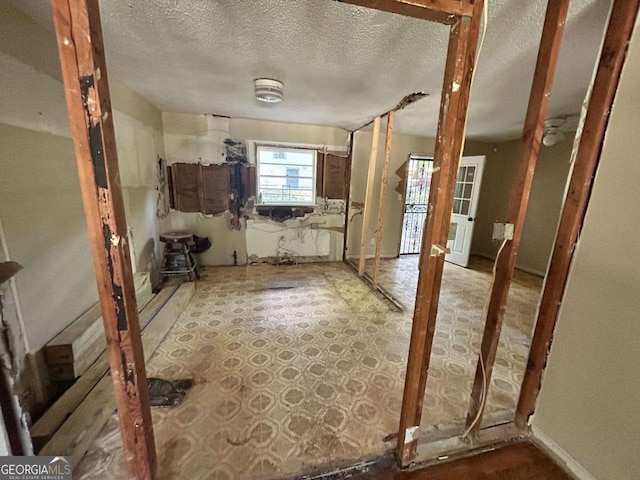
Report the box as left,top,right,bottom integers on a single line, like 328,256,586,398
342,132,355,262
465,0,570,438
397,1,484,465
358,116,381,276
50,0,156,477
336,0,473,25
372,111,395,287
515,0,640,429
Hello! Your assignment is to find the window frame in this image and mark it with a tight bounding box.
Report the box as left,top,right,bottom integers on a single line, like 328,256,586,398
256,145,317,206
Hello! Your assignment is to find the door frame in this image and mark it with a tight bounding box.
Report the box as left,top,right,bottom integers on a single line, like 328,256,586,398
398,153,435,256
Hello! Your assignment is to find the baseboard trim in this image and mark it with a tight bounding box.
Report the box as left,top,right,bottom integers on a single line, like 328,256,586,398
530,425,596,480
475,253,546,277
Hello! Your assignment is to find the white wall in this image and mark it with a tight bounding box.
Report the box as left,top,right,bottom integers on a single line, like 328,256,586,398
531,15,640,480
0,3,166,408
163,113,350,265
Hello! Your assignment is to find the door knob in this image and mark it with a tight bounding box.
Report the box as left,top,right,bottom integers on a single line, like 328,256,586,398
468,217,474,221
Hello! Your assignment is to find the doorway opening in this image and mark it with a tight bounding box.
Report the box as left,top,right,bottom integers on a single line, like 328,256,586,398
400,155,433,255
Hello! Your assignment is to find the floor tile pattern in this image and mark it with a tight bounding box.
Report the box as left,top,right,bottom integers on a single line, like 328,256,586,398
76,257,541,479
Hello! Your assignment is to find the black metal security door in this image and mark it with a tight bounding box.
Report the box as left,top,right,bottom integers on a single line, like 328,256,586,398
400,156,434,254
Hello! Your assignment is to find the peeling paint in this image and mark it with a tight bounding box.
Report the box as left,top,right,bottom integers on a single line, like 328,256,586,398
404,425,419,444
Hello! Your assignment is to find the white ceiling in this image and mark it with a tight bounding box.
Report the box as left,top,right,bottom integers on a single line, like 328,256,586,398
11,0,610,141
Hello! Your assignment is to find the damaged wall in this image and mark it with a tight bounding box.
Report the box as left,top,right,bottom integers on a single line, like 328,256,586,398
346,123,491,260
0,3,167,411
163,113,350,265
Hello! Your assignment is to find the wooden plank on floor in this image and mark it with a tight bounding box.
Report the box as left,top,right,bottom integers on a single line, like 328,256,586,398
465,0,570,438
358,116,381,277
336,0,473,25
31,281,180,451
51,0,156,476
396,1,484,466
515,0,640,429
45,273,153,381
373,111,395,288
38,282,194,465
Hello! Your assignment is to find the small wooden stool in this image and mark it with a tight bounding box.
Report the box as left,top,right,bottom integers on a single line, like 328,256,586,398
160,231,200,282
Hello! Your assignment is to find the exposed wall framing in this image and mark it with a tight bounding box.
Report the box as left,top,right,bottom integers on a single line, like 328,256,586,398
396,0,484,466
465,0,570,438
515,0,640,428
372,111,394,287
358,116,381,276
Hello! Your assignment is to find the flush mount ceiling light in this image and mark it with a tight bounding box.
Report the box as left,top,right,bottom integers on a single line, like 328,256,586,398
542,117,567,147
255,78,284,103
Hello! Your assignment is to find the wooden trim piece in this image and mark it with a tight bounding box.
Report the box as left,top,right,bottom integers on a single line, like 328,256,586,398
396,2,484,466
343,133,355,262
464,0,570,438
358,117,381,276
515,0,640,429
336,0,473,25
50,0,156,477
372,112,395,287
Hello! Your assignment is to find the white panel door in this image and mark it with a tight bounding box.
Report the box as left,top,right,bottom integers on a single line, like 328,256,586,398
446,156,486,267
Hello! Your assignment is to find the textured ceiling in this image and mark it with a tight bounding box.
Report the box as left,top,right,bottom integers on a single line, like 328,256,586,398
12,0,610,141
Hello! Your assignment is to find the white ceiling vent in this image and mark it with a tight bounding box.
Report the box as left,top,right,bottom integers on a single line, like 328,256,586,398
255,78,284,103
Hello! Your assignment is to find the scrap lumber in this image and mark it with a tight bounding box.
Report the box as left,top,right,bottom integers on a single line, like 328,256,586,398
396,0,484,466
31,281,180,451
515,0,640,429
358,116,381,276
45,273,153,381
373,111,395,287
52,0,156,475
39,282,195,466
465,0,570,438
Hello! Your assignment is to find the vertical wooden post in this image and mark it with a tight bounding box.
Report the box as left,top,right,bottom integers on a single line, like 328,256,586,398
396,2,483,466
515,0,640,429
372,111,395,287
464,0,570,438
51,0,156,478
358,116,381,276
343,132,355,262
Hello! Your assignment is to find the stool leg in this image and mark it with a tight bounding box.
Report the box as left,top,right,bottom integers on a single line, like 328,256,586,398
183,245,197,282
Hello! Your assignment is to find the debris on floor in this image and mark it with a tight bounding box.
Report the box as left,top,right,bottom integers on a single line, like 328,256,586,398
147,377,194,407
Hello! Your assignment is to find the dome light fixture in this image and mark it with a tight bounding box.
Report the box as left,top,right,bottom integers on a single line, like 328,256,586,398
542,117,567,147
255,78,284,104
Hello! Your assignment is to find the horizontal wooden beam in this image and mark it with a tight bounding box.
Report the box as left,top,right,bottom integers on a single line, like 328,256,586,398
336,0,473,25
515,0,640,429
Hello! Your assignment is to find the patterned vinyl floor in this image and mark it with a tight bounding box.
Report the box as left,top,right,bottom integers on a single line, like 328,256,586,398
76,257,542,480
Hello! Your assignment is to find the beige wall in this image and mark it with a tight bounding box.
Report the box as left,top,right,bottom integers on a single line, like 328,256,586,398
163,112,350,266
472,137,573,275
531,16,640,480
346,124,491,260
0,3,166,409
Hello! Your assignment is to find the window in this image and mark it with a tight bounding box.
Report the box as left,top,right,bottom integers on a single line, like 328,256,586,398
257,146,316,205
